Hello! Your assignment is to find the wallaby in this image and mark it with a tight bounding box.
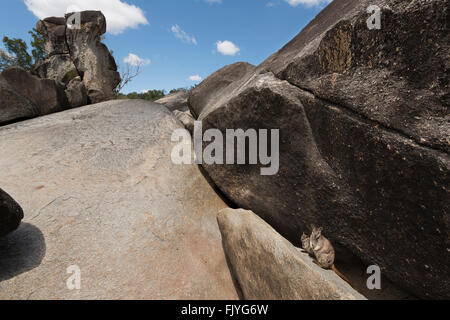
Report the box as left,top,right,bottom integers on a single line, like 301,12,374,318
301,233,314,255
303,226,354,289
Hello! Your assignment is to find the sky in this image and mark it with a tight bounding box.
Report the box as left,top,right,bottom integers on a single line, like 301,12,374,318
0,0,332,94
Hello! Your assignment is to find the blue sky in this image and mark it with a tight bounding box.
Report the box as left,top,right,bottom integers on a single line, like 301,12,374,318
0,0,332,93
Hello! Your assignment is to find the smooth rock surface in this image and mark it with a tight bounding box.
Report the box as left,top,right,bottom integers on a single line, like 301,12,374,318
155,91,189,111
217,208,366,300
0,189,24,238
0,100,238,300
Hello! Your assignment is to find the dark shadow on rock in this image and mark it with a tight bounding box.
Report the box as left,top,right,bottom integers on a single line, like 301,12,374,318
333,243,417,300
0,223,46,282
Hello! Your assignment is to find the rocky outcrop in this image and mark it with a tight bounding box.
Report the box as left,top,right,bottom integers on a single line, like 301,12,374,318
1,11,121,126
64,11,121,104
218,208,366,300
0,67,68,116
0,100,238,300
155,90,190,112
261,0,449,153
189,0,450,299
0,189,24,238
36,11,120,104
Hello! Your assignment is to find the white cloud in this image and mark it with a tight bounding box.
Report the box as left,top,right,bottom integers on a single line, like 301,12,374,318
205,0,222,4
216,40,240,56
24,0,149,35
284,0,332,7
188,75,202,82
124,53,150,67
171,25,197,45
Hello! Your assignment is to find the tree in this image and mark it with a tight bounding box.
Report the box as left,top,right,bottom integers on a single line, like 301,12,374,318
114,62,142,95
0,28,46,72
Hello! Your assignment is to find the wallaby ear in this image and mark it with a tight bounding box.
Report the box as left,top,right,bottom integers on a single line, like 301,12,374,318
318,227,323,232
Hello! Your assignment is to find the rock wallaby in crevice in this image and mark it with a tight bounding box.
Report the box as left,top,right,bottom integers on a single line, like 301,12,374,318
302,226,354,289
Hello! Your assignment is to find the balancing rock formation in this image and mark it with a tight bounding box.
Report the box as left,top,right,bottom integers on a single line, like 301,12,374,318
188,0,449,299
35,11,120,105
0,11,120,125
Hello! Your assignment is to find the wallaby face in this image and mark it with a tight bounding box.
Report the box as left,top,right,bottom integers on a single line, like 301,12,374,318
309,225,335,269
309,226,323,249
301,233,313,255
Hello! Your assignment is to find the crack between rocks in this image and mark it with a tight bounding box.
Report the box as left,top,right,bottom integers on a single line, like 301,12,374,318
286,81,449,156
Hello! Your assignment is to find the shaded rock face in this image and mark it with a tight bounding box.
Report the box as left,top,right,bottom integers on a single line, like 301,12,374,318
0,100,238,300
189,0,450,299
155,91,190,112
64,77,88,108
0,80,38,125
0,67,68,116
217,208,366,300
36,11,120,104
0,189,24,238
189,62,256,119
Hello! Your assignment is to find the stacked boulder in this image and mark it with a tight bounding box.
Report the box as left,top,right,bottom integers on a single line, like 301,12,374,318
189,0,449,299
0,11,120,125
35,11,120,105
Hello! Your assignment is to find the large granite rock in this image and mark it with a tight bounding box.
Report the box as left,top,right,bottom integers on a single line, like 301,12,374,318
261,0,449,153
0,80,38,125
155,91,190,112
188,62,256,119
189,0,450,299
36,17,69,56
0,189,24,238
65,11,121,104
217,208,366,300
36,11,120,105
0,100,238,300
0,67,68,116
